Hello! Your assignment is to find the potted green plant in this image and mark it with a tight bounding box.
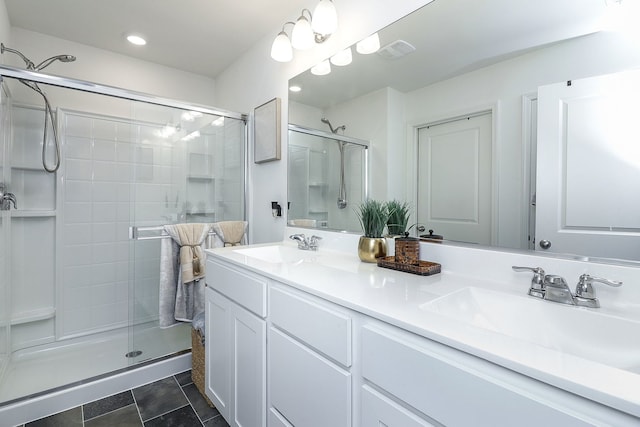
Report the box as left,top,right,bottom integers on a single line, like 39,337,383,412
386,200,411,236
356,199,390,262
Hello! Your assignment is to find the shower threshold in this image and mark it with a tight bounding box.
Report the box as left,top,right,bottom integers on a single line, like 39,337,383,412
0,322,191,404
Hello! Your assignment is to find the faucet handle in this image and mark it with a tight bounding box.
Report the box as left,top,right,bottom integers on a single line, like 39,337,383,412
512,266,546,297
575,274,622,302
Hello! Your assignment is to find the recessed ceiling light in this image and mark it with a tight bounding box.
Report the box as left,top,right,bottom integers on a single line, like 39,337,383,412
289,85,302,92
127,34,147,46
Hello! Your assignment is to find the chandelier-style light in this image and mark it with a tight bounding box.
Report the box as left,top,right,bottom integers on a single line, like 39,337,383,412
270,0,338,62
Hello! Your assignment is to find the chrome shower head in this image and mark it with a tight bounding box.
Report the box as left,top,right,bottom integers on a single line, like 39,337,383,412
35,54,76,70
0,42,76,71
1,43,36,69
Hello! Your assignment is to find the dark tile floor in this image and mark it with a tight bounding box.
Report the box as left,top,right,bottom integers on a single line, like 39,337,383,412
20,371,229,427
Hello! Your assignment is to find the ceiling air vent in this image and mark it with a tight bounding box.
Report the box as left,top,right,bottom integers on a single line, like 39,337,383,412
377,40,416,60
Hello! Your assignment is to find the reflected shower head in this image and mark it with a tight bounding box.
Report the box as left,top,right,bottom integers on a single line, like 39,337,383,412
321,117,346,134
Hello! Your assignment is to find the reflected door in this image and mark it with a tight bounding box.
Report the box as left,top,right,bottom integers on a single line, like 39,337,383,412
536,70,640,260
417,113,493,244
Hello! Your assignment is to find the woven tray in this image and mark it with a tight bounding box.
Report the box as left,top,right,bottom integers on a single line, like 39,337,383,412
376,256,441,276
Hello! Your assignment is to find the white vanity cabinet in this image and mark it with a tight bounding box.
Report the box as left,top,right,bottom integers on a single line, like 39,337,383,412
205,258,267,427
268,284,353,427
360,321,636,427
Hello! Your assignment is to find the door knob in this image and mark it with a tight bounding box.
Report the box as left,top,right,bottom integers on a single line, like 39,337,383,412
539,239,551,250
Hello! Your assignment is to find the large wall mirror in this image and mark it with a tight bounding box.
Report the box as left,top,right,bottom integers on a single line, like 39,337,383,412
288,0,640,264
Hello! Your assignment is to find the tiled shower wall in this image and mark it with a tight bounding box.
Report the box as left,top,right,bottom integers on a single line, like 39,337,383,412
9,103,245,351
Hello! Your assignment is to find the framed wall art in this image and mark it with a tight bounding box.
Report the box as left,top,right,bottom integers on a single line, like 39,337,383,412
254,97,281,163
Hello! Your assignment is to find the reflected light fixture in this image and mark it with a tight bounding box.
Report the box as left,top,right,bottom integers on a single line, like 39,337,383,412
330,47,352,66
126,34,147,46
289,85,302,92
356,33,380,54
310,59,331,76
270,0,338,62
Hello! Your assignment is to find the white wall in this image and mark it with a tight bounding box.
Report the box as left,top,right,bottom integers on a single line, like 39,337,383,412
7,28,216,107
215,0,431,243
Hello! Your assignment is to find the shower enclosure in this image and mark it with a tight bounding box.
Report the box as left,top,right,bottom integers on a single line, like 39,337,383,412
0,65,246,404
288,124,368,232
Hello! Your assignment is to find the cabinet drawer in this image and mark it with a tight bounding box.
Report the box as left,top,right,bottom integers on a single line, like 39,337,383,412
206,258,267,318
361,385,436,427
362,324,596,427
269,327,351,427
270,285,351,367
268,408,293,427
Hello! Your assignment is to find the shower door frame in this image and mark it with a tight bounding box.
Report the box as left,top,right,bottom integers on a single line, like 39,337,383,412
0,64,249,386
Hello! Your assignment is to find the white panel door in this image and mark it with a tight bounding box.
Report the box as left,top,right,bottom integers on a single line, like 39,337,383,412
536,70,640,260
417,113,493,244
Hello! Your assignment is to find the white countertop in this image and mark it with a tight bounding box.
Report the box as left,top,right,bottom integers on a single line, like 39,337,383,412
206,239,640,419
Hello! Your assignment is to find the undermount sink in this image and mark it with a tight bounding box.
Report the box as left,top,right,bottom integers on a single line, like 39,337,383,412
420,287,640,370
234,245,317,264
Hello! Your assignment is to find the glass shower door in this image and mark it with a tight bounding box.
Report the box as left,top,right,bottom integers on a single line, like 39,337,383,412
127,102,246,364
0,78,11,383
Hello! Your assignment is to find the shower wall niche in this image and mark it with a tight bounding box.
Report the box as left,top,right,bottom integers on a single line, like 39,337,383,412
0,72,246,403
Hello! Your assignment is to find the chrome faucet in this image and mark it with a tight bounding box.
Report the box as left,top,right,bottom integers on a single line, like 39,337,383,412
289,234,322,251
512,266,622,308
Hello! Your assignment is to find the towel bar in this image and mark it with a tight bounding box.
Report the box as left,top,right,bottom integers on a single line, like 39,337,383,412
128,225,217,241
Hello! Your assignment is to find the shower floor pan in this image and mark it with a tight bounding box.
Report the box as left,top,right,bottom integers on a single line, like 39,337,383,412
0,322,190,403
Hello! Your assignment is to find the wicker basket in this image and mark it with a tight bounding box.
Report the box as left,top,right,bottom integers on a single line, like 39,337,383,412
191,328,214,407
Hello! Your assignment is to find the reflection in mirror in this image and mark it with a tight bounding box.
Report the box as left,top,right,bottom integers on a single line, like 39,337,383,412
288,0,640,264
287,125,368,232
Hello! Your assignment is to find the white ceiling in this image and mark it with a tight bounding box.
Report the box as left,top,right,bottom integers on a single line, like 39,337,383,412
4,0,308,78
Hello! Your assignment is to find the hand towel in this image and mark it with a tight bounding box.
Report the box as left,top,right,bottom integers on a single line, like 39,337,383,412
159,223,211,327
211,221,248,247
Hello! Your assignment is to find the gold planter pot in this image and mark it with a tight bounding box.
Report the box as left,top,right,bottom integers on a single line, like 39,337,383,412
358,236,387,263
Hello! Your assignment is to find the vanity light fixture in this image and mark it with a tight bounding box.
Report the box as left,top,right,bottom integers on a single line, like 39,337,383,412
356,33,380,54
271,22,295,62
292,10,315,50
312,0,338,37
270,0,338,62
310,59,331,76
330,47,352,66
126,34,147,46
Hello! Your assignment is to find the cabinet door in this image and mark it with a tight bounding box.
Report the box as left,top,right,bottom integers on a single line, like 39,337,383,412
269,327,351,427
206,287,267,427
231,301,266,427
205,287,231,420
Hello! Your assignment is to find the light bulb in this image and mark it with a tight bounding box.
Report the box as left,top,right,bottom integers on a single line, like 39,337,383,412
330,47,352,66
292,15,314,50
356,33,380,54
312,0,338,35
271,31,293,62
311,60,331,76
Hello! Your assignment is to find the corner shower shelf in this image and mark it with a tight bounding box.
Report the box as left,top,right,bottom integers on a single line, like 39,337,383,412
11,307,56,325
